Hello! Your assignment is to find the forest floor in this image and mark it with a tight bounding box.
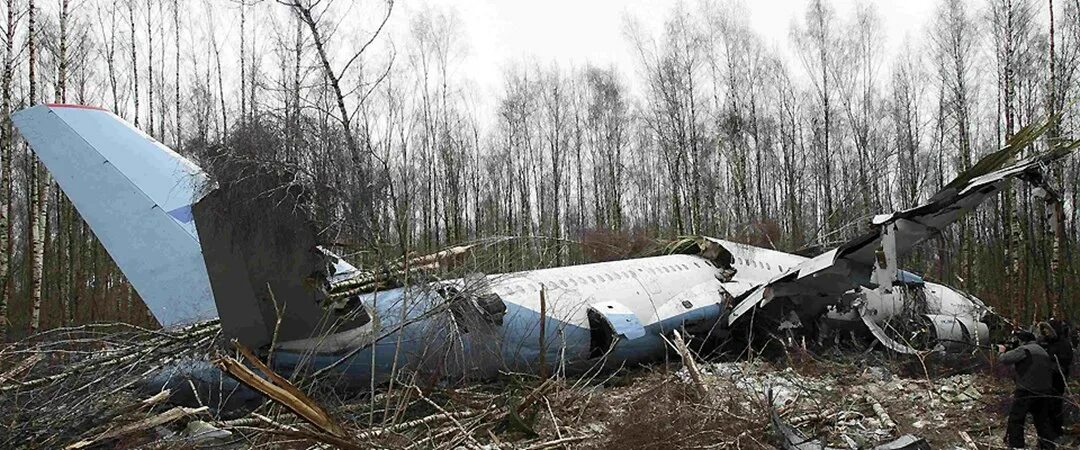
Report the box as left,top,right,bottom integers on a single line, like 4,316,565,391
2,323,1077,449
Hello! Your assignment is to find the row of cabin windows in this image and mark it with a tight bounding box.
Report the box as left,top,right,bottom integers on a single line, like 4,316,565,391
500,261,705,295
733,256,785,273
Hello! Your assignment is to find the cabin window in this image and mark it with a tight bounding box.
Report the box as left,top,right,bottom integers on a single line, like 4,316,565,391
605,273,615,281
587,276,596,283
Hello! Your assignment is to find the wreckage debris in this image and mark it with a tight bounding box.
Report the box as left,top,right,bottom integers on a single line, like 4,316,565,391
771,402,929,450
0,318,1062,450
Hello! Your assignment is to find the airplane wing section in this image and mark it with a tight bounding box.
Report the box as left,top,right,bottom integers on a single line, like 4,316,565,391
12,104,218,326
728,119,1078,326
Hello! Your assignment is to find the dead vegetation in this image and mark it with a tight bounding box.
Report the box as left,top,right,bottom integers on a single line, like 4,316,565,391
2,319,1074,450
0,233,1067,449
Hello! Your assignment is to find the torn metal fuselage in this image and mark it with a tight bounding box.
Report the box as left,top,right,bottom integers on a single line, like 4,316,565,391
12,104,1065,389
270,235,988,385
272,250,734,385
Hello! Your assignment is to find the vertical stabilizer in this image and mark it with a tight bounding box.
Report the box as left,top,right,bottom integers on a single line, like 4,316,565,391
12,104,218,325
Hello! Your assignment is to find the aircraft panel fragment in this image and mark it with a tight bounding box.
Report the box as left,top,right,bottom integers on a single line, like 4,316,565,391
588,301,646,340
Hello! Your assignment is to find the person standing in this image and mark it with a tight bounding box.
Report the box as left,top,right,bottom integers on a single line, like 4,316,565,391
1000,329,1058,449
1044,319,1073,437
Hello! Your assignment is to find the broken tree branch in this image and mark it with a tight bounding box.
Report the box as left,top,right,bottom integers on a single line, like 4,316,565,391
214,340,349,440
66,405,208,449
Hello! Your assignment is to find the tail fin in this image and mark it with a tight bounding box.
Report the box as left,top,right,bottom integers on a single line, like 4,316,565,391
12,104,218,325
15,104,359,348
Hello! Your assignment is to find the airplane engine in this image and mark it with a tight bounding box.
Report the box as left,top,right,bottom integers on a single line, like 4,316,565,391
919,282,990,352
823,279,992,353
923,281,989,318
923,314,990,352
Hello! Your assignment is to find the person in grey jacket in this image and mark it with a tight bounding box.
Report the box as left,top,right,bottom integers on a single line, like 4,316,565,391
1043,319,1073,436
999,329,1058,449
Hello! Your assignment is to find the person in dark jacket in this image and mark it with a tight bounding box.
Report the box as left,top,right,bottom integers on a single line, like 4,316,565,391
1044,319,1073,436
1000,329,1058,449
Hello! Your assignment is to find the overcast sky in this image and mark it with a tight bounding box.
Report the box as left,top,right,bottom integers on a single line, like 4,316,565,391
400,0,943,101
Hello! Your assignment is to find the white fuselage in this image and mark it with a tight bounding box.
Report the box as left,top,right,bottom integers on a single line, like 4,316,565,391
273,238,988,382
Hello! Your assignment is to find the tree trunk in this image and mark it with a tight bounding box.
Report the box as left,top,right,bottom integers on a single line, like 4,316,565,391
129,1,140,127
0,0,12,340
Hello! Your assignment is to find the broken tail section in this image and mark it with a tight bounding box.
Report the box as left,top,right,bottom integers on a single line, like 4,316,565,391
12,104,218,325
14,104,367,348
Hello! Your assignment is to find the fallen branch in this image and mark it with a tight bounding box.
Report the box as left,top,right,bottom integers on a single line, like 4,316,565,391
214,340,349,439
65,405,208,449
665,330,708,397
0,353,42,385
521,435,590,450
958,430,978,450
355,410,483,440
865,395,895,429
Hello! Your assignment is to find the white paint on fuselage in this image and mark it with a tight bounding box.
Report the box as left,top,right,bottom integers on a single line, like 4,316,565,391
924,281,989,317
279,238,986,358
488,254,724,329
483,239,816,332
707,238,808,284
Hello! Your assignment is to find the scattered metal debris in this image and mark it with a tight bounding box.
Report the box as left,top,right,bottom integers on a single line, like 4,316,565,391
11,104,1078,393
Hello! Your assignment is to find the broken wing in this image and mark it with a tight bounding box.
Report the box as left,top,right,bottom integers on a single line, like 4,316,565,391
727,119,1078,327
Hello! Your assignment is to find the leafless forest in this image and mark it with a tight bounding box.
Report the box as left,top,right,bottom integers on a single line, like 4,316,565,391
0,0,1077,340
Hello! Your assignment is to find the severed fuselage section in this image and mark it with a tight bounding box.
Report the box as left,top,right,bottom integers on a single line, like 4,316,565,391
12,104,1069,386
268,241,991,385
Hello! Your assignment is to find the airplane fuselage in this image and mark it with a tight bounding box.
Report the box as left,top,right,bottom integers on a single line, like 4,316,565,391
271,239,987,384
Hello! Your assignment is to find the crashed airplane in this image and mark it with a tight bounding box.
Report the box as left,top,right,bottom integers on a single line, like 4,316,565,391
11,104,1076,385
